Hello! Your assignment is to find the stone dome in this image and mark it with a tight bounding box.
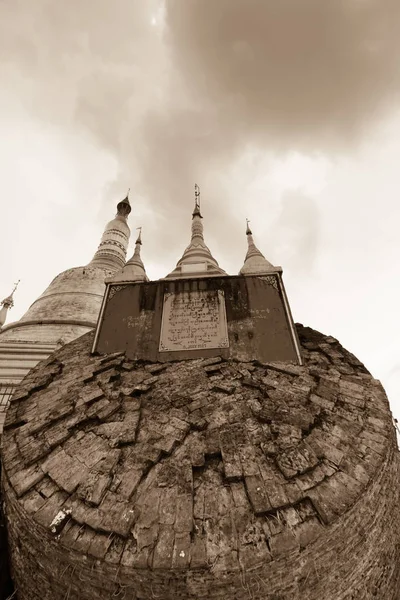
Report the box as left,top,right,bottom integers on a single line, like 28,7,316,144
2,325,400,600
0,266,113,345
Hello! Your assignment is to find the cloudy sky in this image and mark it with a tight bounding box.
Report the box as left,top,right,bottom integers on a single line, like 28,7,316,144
1,0,400,422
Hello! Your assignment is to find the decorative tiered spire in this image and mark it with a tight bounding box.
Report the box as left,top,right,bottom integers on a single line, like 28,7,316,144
165,185,226,279
0,280,20,328
109,227,149,283
239,220,281,275
89,192,132,272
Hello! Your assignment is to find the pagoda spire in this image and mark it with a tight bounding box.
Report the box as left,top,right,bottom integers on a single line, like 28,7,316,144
109,227,149,283
116,190,131,219
239,220,281,275
0,280,20,329
89,192,131,272
193,183,201,218
165,185,226,279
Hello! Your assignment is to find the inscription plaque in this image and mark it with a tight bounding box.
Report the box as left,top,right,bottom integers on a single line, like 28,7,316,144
159,290,229,352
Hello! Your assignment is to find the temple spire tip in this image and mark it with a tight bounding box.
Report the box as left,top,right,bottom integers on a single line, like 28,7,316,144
117,190,132,218
1,279,20,306
193,183,202,218
240,224,280,276
165,186,226,279
107,225,148,283
0,279,20,328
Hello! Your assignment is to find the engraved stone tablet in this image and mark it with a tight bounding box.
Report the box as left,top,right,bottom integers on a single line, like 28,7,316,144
159,290,229,352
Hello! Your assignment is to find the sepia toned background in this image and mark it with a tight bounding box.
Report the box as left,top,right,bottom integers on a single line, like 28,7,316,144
0,0,399,420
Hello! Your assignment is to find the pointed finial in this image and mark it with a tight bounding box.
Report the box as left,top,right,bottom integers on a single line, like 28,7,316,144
11,279,20,295
246,218,252,235
193,183,202,218
135,226,142,245
117,190,132,218
1,280,20,308
0,279,20,326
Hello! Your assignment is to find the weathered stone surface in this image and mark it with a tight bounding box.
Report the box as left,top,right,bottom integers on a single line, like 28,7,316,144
1,325,400,600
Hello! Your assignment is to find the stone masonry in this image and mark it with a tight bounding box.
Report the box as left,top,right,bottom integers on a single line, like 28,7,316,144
1,325,400,599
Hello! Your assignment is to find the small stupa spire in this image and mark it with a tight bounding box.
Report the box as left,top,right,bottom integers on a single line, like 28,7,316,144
108,227,148,283
240,221,281,275
165,185,226,279
189,183,206,243
0,280,20,328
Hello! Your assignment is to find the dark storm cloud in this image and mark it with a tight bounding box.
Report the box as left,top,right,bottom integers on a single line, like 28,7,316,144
164,0,400,147
131,0,400,255
2,0,400,267
0,1,160,133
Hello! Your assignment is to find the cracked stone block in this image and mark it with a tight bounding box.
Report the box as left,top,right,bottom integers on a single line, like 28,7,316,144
276,442,319,479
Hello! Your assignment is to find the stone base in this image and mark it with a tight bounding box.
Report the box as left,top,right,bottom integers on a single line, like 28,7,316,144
2,325,400,599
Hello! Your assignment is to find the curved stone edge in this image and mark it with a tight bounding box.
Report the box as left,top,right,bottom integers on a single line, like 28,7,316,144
2,445,400,600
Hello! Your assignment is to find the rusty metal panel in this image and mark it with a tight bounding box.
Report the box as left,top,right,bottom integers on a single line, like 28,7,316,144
94,275,301,364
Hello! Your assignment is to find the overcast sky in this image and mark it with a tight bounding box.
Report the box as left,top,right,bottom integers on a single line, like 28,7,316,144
1,0,400,422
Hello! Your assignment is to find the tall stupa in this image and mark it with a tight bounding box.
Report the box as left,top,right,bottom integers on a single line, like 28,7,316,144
0,194,132,429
